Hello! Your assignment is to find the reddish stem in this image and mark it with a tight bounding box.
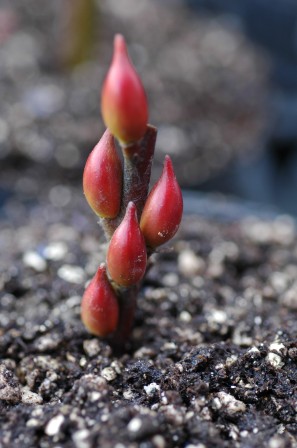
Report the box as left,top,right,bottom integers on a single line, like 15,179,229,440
107,285,139,353
121,124,157,219
98,124,157,352
101,124,157,239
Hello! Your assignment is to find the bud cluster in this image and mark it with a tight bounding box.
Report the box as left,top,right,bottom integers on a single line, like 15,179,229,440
81,35,183,345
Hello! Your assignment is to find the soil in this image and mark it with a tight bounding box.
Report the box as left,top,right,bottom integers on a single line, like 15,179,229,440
1,191,297,447
1,1,297,448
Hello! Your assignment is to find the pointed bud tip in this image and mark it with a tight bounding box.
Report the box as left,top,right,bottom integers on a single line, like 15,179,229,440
164,155,174,176
114,34,127,55
126,201,137,216
96,263,106,276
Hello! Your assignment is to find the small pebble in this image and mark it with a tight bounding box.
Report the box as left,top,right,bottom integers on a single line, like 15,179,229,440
72,429,91,448
128,417,142,433
23,251,47,272
175,363,184,373
45,414,65,436
34,334,62,352
58,265,85,284
211,309,227,324
80,357,87,367
225,355,237,367
134,346,156,358
266,352,284,369
269,342,287,356
178,249,205,277
101,367,117,382
247,346,260,355
152,435,166,448
21,388,43,405
144,383,160,396
111,360,122,374
43,241,67,260
26,418,41,428
83,339,101,357
0,365,21,403
185,445,206,448
288,347,297,359
123,389,135,400
213,392,246,416
162,342,177,351
162,272,179,287
268,435,286,448
179,310,192,322
90,391,101,402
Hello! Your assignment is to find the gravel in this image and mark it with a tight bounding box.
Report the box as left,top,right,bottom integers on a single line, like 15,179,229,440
1,193,297,447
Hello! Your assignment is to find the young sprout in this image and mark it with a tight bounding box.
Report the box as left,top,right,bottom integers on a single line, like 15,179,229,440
81,34,183,350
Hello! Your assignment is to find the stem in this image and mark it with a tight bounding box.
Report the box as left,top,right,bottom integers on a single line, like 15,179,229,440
121,124,157,219
107,285,139,353
101,124,157,239
101,125,157,352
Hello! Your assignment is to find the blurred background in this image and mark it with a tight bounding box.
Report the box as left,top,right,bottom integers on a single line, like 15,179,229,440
1,0,297,222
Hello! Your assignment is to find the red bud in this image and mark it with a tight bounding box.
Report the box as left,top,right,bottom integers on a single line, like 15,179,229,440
81,264,119,337
83,129,122,218
101,34,148,145
140,155,183,248
107,202,147,286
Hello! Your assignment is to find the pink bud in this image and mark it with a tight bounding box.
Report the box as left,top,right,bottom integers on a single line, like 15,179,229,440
101,34,148,145
83,129,122,218
140,155,183,248
81,264,119,337
107,202,147,286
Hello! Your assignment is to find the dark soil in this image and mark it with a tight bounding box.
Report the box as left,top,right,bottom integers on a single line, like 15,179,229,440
1,191,297,447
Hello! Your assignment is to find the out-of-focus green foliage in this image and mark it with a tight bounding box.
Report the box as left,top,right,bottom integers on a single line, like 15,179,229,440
61,0,98,70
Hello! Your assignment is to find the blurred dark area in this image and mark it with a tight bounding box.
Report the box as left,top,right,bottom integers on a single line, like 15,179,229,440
0,0,297,222
187,0,297,214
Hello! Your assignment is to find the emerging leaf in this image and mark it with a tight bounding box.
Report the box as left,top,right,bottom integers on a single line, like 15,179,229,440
83,129,122,218
107,202,147,286
101,34,148,145
140,155,183,248
81,264,119,337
